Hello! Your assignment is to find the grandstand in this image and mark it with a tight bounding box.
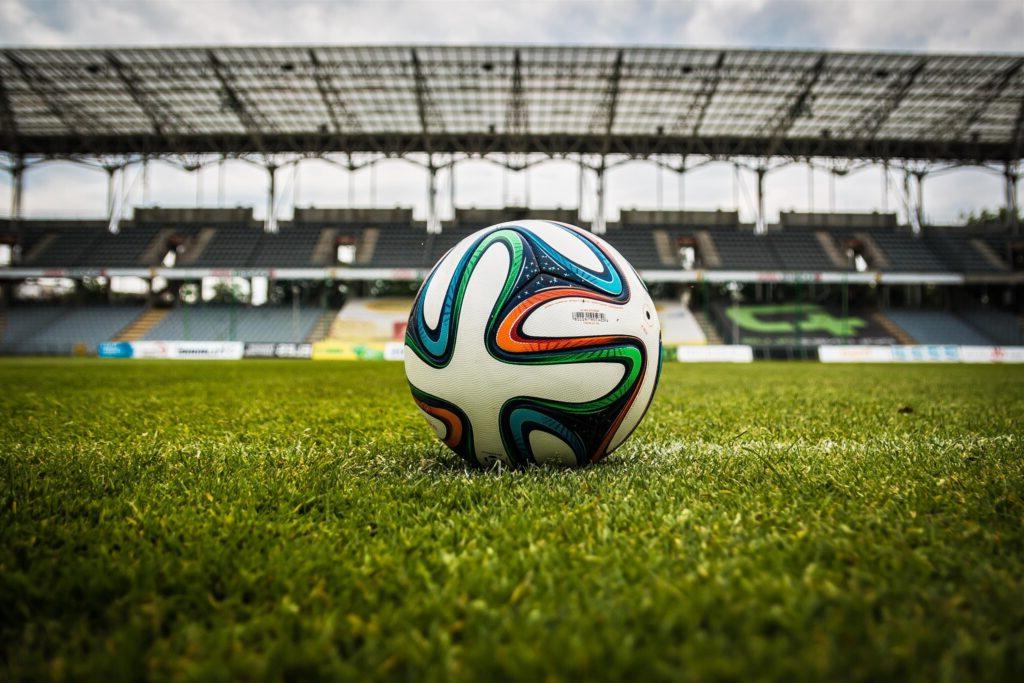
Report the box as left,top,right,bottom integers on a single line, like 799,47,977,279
0,44,1021,357
2,206,1020,355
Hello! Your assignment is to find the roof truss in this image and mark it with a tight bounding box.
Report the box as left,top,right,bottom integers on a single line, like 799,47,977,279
0,45,1019,163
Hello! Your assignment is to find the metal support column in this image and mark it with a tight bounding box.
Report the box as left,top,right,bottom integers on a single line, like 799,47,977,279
10,156,24,219
678,165,686,210
594,159,607,234
914,171,926,234
1005,163,1020,230
106,166,117,220
427,158,440,233
755,167,767,235
218,157,226,207
265,164,278,233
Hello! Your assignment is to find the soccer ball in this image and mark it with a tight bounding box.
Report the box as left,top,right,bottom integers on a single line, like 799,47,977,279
405,220,661,468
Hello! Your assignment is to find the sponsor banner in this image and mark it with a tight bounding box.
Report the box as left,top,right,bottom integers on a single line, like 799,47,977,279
313,340,386,360
878,272,964,285
130,341,245,360
243,342,313,359
716,303,896,347
702,270,878,285
891,345,960,363
383,342,405,361
676,345,754,363
817,345,895,363
958,346,1024,364
97,341,134,358
311,340,406,361
820,345,1024,363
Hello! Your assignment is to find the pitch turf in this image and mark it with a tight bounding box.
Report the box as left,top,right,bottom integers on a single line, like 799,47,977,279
1,358,1022,681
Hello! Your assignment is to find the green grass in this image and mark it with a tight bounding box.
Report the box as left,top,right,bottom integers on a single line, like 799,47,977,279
1,358,1022,681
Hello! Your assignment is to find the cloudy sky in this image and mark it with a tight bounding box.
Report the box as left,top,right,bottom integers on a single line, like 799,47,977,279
1,0,1022,225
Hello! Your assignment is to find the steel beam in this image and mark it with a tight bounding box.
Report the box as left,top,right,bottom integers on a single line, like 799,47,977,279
4,51,93,136
106,53,181,137
208,50,271,151
506,48,529,151
593,50,625,151
1013,85,1024,160
846,58,927,147
309,49,361,135
762,55,826,157
0,62,17,150
950,58,1024,140
410,49,440,151
675,51,726,137
3,131,1018,162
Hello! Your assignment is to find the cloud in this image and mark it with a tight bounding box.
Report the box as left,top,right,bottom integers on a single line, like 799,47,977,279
1,0,1021,223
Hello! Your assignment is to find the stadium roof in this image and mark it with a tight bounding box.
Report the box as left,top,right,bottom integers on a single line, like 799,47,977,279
1,45,1022,162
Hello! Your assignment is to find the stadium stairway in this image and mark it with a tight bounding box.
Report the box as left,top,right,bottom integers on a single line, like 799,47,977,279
871,311,915,344
693,231,722,268
310,229,339,266
815,232,849,268
114,307,169,341
357,228,379,265
652,230,680,267
177,228,217,265
971,239,1011,271
305,308,340,343
692,310,723,344
852,232,891,269
22,233,57,263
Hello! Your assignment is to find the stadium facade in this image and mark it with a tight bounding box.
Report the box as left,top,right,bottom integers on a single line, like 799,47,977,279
0,45,1022,358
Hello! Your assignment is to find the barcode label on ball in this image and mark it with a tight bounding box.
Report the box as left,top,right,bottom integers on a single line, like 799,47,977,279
573,310,608,323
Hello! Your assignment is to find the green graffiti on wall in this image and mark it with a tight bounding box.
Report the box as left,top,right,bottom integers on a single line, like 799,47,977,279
725,304,866,337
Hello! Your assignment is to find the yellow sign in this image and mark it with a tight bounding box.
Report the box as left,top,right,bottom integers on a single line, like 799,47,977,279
312,340,402,361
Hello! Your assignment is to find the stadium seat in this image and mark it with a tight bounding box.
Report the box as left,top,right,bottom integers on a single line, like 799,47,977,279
885,310,993,345
367,225,430,268
141,305,323,343
868,233,946,271
925,234,1008,273
603,227,666,269
1,305,145,354
708,231,782,270
958,309,1023,345
766,232,844,271
186,225,262,267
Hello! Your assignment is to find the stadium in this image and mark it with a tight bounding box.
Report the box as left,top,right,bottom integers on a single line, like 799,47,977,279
2,3,1023,680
